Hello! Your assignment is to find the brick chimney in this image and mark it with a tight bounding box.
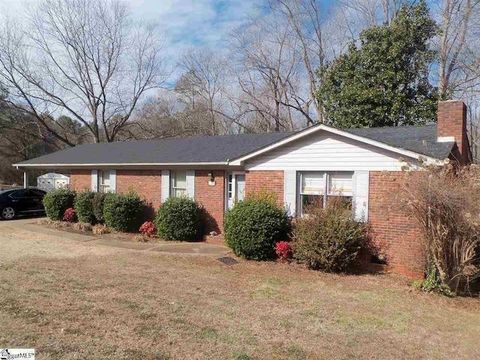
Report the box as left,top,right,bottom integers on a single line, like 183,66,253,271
437,100,470,164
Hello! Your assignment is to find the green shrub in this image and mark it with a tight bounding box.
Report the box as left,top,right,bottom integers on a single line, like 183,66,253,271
43,189,76,221
103,192,145,232
92,192,108,223
292,203,366,272
224,198,289,260
155,197,202,241
74,191,96,224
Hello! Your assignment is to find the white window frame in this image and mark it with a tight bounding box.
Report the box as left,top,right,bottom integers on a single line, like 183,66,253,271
170,170,187,198
98,170,112,193
298,171,353,215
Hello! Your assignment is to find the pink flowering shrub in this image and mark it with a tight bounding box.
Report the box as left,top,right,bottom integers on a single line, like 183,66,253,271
139,221,156,237
63,208,77,223
275,241,292,261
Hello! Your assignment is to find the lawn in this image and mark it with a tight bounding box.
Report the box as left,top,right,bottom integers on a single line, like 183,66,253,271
0,226,479,359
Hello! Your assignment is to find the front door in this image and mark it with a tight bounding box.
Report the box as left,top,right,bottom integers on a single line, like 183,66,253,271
227,172,246,210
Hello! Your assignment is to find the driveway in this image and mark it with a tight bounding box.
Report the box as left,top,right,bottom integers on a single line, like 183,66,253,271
0,218,230,264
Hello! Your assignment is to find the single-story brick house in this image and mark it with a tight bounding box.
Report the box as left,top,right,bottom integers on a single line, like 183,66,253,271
14,100,471,277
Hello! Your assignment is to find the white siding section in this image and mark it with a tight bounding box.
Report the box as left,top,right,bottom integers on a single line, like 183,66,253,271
91,170,98,192
109,170,117,193
161,170,170,203
186,170,195,199
284,170,297,216
353,171,369,221
246,132,414,171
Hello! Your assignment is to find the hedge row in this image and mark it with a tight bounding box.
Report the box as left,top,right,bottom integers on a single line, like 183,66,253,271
43,189,145,232
44,189,366,273
43,190,202,237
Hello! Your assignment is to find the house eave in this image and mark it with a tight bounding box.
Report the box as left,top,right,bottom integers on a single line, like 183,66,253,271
13,162,231,170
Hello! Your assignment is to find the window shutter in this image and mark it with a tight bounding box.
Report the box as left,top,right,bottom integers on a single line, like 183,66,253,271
186,170,195,199
161,170,170,203
109,170,116,193
91,170,98,192
354,171,369,221
284,170,296,216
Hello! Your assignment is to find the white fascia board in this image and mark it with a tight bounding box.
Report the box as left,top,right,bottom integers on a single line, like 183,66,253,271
13,162,228,168
228,124,445,165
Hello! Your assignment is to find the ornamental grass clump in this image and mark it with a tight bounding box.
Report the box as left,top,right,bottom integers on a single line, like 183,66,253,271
402,164,480,295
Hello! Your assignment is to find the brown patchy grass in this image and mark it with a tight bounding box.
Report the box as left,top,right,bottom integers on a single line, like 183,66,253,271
0,226,479,359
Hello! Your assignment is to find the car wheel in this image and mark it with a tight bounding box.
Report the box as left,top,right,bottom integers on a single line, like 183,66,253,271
1,207,16,220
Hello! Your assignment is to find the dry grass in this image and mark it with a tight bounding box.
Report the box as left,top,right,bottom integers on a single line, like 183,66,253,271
0,224,479,359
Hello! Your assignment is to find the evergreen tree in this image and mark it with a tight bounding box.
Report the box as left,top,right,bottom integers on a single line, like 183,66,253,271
318,1,438,128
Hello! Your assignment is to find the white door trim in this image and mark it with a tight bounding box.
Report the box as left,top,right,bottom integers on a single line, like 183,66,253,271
225,171,245,211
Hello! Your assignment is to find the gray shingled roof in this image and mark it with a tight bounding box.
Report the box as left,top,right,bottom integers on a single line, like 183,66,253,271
16,124,453,167
16,132,293,165
344,124,454,159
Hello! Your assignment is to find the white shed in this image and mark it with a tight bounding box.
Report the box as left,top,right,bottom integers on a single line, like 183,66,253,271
37,173,70,192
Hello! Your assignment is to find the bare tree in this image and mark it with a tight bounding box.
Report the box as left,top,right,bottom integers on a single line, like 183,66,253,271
272,0,325,123
0,0,165,145
177,49,229,135
437,0,480,99
232,15,301,131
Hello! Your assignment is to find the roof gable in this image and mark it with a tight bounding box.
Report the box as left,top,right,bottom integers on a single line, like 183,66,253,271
229,124,453,165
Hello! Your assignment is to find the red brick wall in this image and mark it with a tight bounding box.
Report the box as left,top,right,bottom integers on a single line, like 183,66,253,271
369,171,425,278
437,100,470,164
70,170,91,191
245,170,284,207
195,170,225,234
116,170,162,212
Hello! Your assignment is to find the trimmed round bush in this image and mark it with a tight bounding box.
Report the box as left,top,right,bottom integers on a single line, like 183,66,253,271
92,192,108,223
43,189,76,221
74,191,96,224
103,192,145,232
224,198,289,260
155,197,202,241
292,204,367,272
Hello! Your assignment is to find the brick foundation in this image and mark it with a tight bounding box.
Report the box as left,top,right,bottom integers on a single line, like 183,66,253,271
245,170,284,207
195,170,225,236
368,171,425,278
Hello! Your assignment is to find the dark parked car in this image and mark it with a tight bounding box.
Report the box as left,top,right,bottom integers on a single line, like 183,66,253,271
0,188,46,220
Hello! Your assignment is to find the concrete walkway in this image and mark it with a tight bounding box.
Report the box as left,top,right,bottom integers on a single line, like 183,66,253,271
4,218,231,257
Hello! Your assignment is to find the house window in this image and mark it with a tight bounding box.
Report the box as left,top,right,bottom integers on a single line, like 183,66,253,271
98,170,112,193
170,171,187,197
300,172,325,214
299,171,353,215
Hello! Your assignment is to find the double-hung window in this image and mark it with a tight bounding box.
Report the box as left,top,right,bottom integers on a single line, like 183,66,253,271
170,171,187,197
299,171,353,215
98,170,112,193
